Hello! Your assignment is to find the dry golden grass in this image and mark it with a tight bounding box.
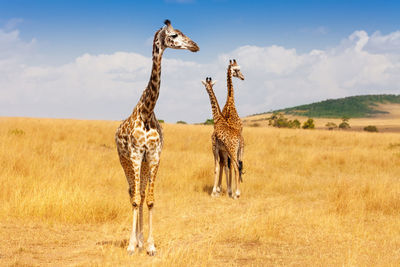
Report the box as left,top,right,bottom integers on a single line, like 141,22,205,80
1,117,400,266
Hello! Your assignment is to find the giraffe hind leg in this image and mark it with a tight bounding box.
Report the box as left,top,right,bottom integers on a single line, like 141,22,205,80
211,164,220,197
216,150,229,196
238,138,244,183
211,149,221,197
217,154,224,194
225,156,233,198
137,159,150,250
233,162,241,199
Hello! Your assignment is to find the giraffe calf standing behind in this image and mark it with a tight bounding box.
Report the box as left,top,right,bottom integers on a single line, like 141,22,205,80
202,77,243,199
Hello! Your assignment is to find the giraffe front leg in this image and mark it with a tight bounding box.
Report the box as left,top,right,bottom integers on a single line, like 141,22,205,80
137,161,149,251
136,195,145,251
146,159,160,256
127,208,139,255
126,155,143,255
147,204,156,256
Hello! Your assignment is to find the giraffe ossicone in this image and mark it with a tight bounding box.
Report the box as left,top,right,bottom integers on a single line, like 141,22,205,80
115,20,199,256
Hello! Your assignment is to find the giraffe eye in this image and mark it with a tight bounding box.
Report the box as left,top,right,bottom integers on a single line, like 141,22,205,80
171,34,178,38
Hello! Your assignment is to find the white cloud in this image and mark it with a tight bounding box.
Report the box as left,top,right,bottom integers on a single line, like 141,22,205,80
0,28,36,61
364,30,400,54
222,30,400,115
4,18,24,31
1,27,400,123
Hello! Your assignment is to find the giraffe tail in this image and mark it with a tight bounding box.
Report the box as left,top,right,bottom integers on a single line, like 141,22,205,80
223,143,244,183
238,160,243,183
227,155,243,183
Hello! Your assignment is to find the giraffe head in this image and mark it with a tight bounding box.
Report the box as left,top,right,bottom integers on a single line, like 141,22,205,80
229,59,245,80
201,77,217,87
160,20,199,52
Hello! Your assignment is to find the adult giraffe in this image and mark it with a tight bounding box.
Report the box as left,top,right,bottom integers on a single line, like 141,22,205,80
211,59,245,197
202,77,243,199
115,20,199,256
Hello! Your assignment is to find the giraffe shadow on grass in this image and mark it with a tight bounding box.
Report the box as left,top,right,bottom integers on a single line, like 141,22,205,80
202,184,214,194
202,185,229,196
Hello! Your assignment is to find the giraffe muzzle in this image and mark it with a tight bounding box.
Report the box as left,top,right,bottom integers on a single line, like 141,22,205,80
188,41,200,52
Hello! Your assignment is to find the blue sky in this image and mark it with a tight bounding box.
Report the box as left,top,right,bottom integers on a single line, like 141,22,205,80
2,0,399,62
1,0,400,122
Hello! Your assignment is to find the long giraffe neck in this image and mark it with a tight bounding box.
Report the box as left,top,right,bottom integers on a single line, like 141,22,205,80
223,65,236,113
137,29,164,121
226,65,234,100
222,65,241,126
205,85,224,124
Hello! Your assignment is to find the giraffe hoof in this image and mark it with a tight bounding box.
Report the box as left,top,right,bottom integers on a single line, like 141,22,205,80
211,190,221,197
137,236,144,250
147,244,157,256
147,250,156,256
127,245,136,255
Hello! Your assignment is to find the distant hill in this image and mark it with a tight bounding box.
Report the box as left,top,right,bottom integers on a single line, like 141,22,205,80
273,94,400,118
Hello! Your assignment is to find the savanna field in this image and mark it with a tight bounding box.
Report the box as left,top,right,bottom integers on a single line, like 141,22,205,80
1,117,400,266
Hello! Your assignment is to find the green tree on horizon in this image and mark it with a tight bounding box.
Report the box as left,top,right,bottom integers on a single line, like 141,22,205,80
268,94,400,118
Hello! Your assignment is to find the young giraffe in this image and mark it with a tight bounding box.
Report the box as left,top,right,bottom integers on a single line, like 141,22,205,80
211,59,245,197
202,77,243,199
115,20,199,256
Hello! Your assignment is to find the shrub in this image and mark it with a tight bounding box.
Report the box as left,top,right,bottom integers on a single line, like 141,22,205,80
177,121,187,124
204,119,214,125
325,122,337,130
158,119,164,123
339,122,350,129
364,125,378,132
250,123,261,127
302,118,315,129
8,129,25,136
289,119,301,129
338,117,351,130
268,113,301,129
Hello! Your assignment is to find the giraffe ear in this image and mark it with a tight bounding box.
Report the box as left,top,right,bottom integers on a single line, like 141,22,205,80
211,80,217,86
164,19,173,33
201,80,207,86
